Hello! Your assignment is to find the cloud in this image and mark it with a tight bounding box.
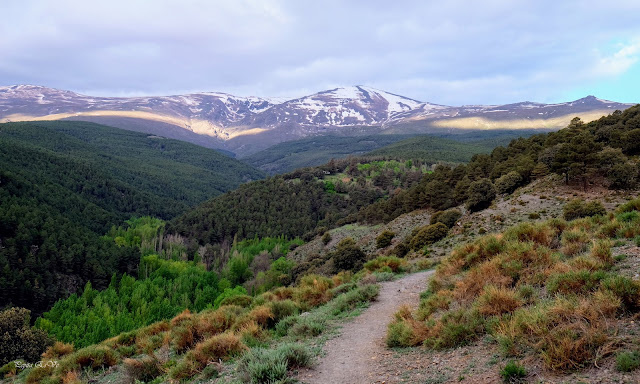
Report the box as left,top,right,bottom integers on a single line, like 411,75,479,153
1,0,639,104
591,40,640,77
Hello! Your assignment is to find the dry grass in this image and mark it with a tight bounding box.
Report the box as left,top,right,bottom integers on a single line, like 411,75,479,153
189,333,247,366
475,286,522,316
396,205,640,372
42,341,74,359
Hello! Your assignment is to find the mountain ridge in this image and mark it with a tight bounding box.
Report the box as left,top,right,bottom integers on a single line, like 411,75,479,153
1,84,635,156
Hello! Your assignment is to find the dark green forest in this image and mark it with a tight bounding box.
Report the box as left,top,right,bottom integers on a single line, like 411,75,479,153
363,131,538,162
169,171,384,246
243,130,541,175
0,121,264,316
242,134,415,174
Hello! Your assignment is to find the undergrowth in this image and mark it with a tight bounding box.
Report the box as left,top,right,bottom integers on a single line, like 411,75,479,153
387,199,640,372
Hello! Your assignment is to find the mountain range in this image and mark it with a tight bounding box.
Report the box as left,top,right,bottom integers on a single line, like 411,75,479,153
0,84,635,156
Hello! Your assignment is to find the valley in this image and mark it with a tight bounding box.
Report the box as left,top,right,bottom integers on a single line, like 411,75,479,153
1,103,640,384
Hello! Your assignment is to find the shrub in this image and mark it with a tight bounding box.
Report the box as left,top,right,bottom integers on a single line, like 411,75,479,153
546,270,607,295
42,342,74,359
495,171,523,195
616,350,640,372
430,209,462,228
267,300,300,324
189,332,246,365
363,256,407,273
601,275,640,311
409,223,449,250
332,237,366,272
169,358,199,381
274,316,298,337
171,326,195,354
288,316,325,339
563,199,606,221
387,321,418,348
123,355,163,383
617,198,640,214
0,307,53,365
219,294,253,308
475,286,522,317
73,345,118,370
321,232,332,245
425,309,484,349
500,361,527,383
328,284,379,316
466,178,496,212
375,230,395,248
387,306,428,348
238,348,287,384
294,274,334,309
276,343,313,369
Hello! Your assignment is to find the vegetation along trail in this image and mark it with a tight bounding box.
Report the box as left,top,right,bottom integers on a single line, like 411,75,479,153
300,270,434,384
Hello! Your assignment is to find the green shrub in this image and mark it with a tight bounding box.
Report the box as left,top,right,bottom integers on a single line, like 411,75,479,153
466,178,496,212
495,171,523,195
409,223,449,250
546,270,608,295
267,300,300,324
274,316,298,337
276,343,313,369
430,209,462,228
363,256,407,273
321,232,332,245
376,230,395,248
386,321,416,348
616,350,640,372
563,199,606,221
0,307,53,365
238,344,311,384
288,316,325,339
73,345,119,371
425,309,484,349
332,238,366,272
237,348,290,384
219,294,253,308
617,198,640,214
327,284,379,316
500,361,527,383
601,275,640,311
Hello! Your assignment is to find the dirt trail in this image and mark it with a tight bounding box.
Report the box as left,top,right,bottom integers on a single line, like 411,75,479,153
298,270,434,384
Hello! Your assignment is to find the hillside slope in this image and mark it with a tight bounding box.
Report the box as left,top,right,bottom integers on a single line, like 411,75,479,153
0,120,263,316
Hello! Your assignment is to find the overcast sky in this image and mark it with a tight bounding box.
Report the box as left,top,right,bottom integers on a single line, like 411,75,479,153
1,0,639,105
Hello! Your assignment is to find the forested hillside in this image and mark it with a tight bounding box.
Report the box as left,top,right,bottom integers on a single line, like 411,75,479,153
363,130,541,162
358,106,640,223
242,134,415,174
169,157,433,246
0,121,263,316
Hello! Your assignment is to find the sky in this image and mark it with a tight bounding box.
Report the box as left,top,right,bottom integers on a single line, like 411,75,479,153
1,0,639,105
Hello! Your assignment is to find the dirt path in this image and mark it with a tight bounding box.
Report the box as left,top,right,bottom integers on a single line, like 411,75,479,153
298,270,434,384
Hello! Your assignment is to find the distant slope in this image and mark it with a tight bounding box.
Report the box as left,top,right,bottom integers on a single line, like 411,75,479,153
242,134,415,174
0,121,264,217
364,130,545,162
0,121,263,316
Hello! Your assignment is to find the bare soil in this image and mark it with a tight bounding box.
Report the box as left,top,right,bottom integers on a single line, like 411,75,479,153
296,270,434,384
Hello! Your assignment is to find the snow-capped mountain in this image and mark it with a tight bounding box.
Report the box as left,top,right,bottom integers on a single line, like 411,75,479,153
0,84,634,156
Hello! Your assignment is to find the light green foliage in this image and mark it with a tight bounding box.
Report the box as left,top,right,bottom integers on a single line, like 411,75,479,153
37,257,222,347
